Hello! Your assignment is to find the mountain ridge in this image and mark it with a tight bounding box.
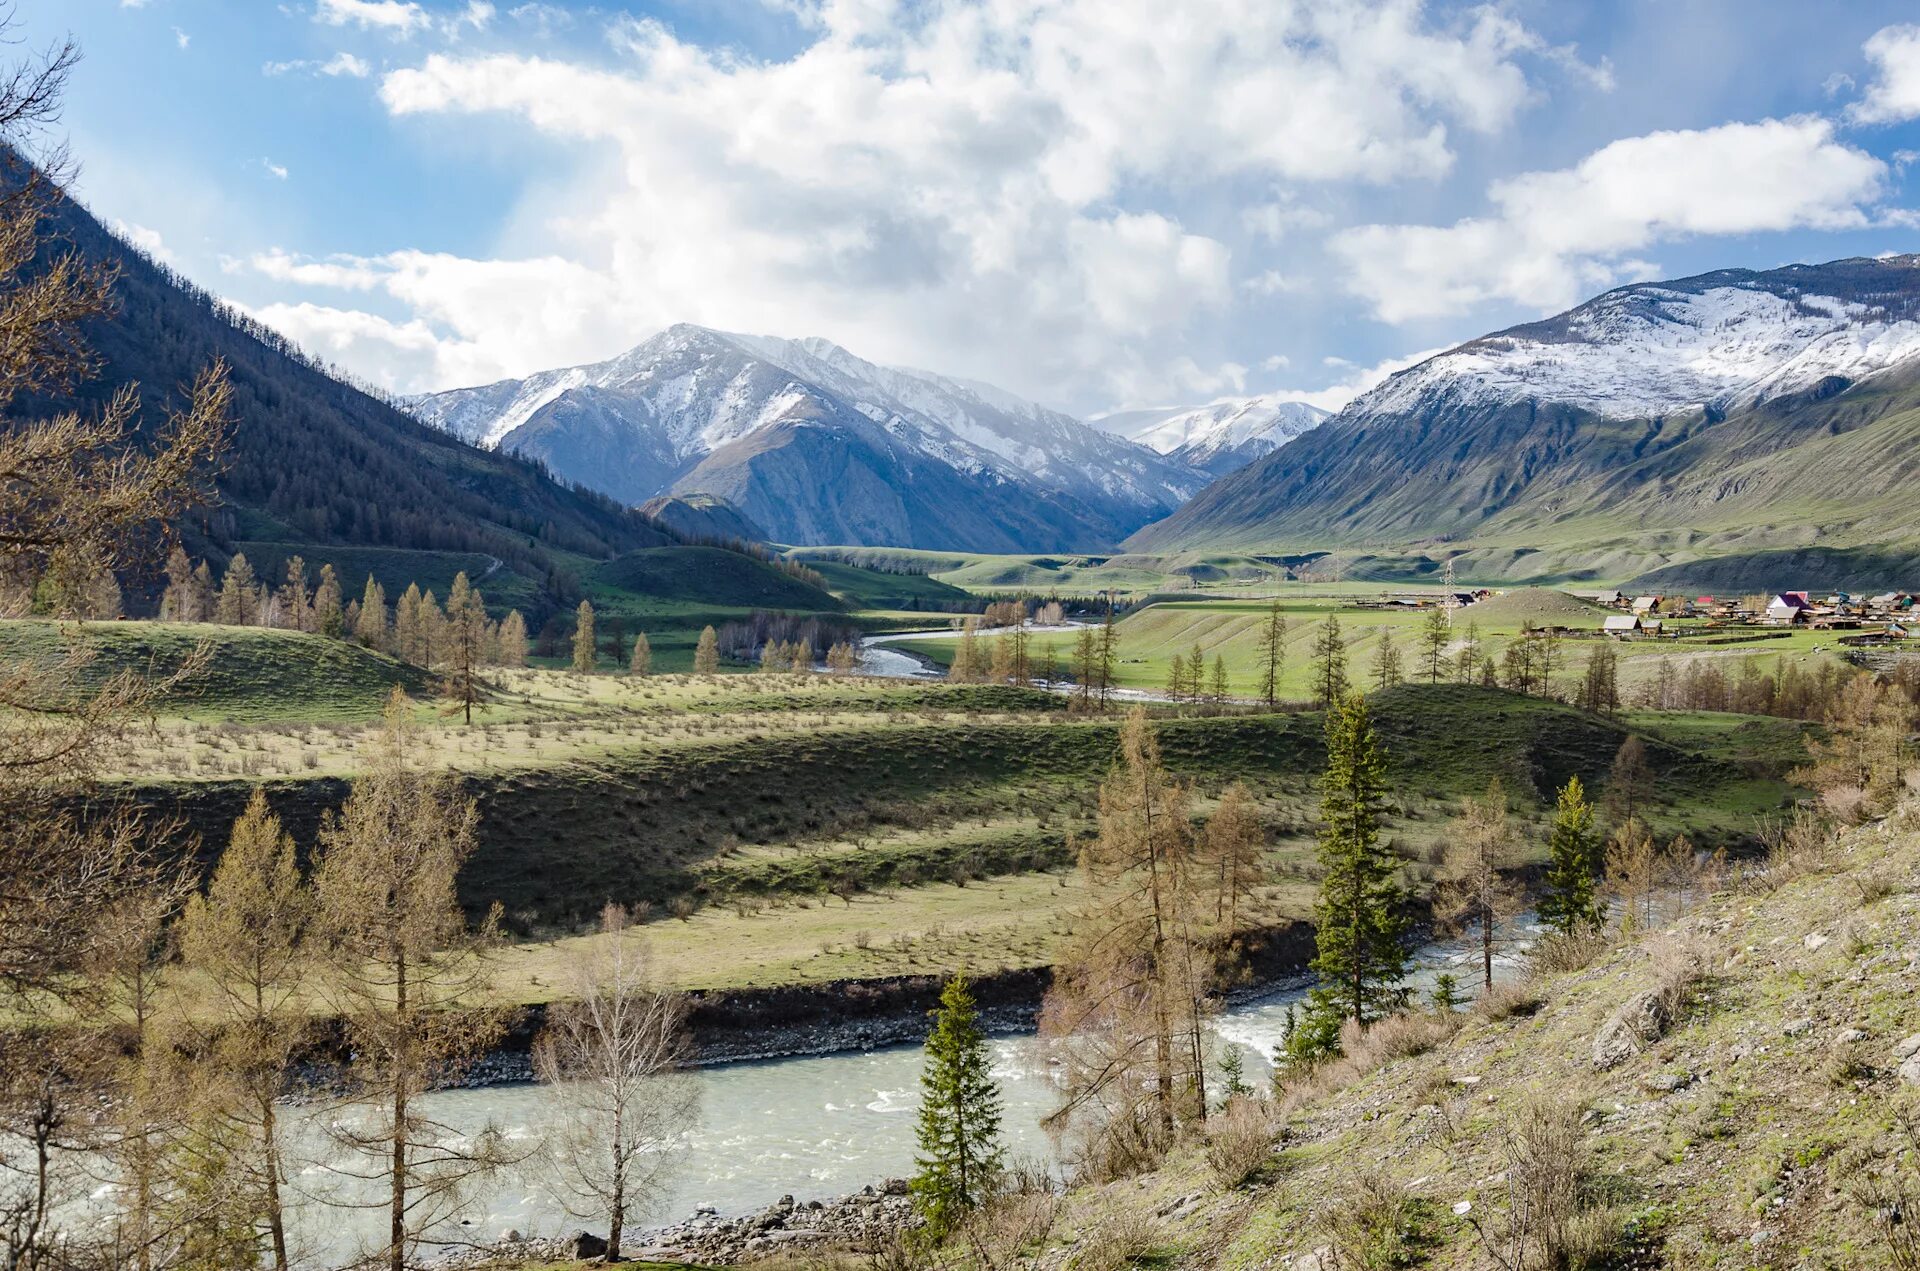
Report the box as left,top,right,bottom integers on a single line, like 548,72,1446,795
410,325,1205,553
1128,255,1920,585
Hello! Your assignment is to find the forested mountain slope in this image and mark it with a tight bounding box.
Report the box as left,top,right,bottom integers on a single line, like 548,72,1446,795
18,182,674,584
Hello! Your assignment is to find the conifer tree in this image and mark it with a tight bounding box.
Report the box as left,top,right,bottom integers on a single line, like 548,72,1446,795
1071,626,1097,710
496,610,528,668
1094,609,1120,707
312,691,513,1271
1255,598,1288,708
313,564,344,639
1370,628,1403,692
952,618,982,683
910,976,1005,1241
826,641,857,674
1538,776,1605,935
1418,606,1450,682
629,632,651,678
1603,735,1653,828
572,600,596,673
217,553,257,625
1186,642,1207,701
393,583,424,663
418,590,444,670
759,640,784,674
443,572,488,725
1308,693,1407,1028
176,791,313,1271
789,640,811,673
356,576,388,649
277,556,311,632
159,546,194,622
1434,777,1522,990
189,561,216,623
1166,653,1187,703
1579,642,1621,715
1203,782,1267,932
1453,620,1482,683
1209,654,1229,705
1309,615,1348,708
693,625,720,674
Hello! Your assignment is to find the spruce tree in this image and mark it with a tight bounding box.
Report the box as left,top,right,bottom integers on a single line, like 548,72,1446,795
572,600,596,673
1309,693,1408,1027
1538,776,1605,935
693,624,720,674
911,976,1004,1241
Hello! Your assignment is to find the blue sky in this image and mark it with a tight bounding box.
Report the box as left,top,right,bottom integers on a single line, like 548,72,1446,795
25,0,1920,416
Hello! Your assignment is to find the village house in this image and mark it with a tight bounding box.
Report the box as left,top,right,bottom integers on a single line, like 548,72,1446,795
1765,592,1813,625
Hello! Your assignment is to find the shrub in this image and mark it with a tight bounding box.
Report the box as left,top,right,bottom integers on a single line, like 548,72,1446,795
1530,926,1611,976
1311,1166,1430,1269
1068,1205,1162,1271
1476,981,1545,1021
1468,1097,1624,1271
1204,1095,1278,1189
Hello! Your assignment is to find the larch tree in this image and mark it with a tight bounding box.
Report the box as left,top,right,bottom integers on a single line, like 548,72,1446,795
1255,598,1288,708
1041,709,1211,1169
1202,782,1267,934
1433,777,1523,991
176,791,315,1271
1094,609,1120,707
535,905,695,1264
572,600,597,674
313,564,344,639
159,546,194,621
788,640,810,673
1370,628,1403,692
1071,626,1098,711
392,583,423,663
910,976,1005,1242
1453,620,1482,683
1419,606,1450,682
276,556,310,632
1209,654,1229,705
441,571,487,725
628,632,651,678
1309,615,1349,708
1538,776,1605,935
1165,653,1188,703
1602,735,1654,829
1307,693,1408,1029
495,610,528,668
1578,642,1620,715
826,640,857,674
693,625,720,674
0,29,228,1265
312,691,516,1271
952,618,983,683
217,553,257,626
356,576,388,649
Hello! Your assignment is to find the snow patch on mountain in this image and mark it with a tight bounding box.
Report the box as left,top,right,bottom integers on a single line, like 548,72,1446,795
1353,258,1920,423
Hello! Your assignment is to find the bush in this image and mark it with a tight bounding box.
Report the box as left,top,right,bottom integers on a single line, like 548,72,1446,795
1068,1205,1162,1271
1311,1166,1430,1269
1476,981,1544,1020
1467,1097,1624,1271
1204,1095,1277,1189
1530,926,1611,976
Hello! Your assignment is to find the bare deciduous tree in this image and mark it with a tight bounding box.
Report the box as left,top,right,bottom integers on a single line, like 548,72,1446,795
534,905,696,1262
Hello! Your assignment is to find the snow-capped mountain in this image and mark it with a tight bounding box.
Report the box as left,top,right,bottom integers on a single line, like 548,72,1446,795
1129,255,1920,571
1354,255,1920,424
410,325,1204,552
1095,396,1328,476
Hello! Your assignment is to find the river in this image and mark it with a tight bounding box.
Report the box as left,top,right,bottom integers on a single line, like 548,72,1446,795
276,920,1537,1264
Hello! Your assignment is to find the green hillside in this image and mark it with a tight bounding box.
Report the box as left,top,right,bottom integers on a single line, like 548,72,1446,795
590,546,846,612
0,618,431,723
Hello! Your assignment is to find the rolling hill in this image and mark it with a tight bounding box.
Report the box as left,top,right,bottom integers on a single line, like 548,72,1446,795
1130,257,1920,588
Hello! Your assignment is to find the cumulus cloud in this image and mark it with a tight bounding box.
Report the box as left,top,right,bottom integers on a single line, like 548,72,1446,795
1278,345,1451,413
1332,117,1890,322
1850,24,1920,123
315,0,429,36
110,220,174,264
264,159,290,180
256,0,1574,404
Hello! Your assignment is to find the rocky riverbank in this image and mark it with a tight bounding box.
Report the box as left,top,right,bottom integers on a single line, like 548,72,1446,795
438,1181,918,1266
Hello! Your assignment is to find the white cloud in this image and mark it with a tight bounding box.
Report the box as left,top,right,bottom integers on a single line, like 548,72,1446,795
1273,345,1450,413
268,0,1573,403
1850,24,1920,123
120,0,152,8
110,220,174,264
264,159,290,180
1333,117,1890,322
251,248,383,288
322,52,372,77
173,27,191,50
1259,354,1291,372
1242,270,1295,297
315,0,429,36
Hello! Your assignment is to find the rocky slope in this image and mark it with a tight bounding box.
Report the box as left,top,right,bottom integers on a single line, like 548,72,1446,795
1096,396,1329,477
1130,257,1920,586
411,326,1204,552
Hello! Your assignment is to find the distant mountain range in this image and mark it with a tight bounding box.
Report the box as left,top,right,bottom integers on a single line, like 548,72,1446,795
1093,396,1329,477
411,327,1205,552
1131,256,1920,588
